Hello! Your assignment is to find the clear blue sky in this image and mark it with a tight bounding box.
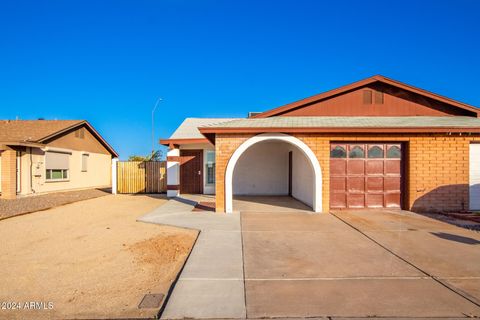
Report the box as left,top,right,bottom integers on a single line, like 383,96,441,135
1,0,479,159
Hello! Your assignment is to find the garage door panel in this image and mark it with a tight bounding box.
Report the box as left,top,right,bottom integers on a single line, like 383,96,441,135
331,193,346,208
347,177,364,193
384,177,401,192
366,160,384,175
385,193,401,208
331,177,346,192
330,160,346,175
366,177,384,192
330,142,403,209
347,193,365,208
347,160,365,175
366,194,384,208
385,160,401,175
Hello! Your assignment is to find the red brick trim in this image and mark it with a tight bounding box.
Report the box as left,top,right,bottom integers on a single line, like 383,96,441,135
167,185,179,190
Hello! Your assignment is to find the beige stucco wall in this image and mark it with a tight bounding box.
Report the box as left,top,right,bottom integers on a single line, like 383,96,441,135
17,147,112,196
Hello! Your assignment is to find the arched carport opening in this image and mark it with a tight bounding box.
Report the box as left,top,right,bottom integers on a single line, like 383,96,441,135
225,133,322,213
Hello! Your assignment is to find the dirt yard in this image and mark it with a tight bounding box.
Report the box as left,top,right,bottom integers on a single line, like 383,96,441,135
0,194,198,319
0,188,111,220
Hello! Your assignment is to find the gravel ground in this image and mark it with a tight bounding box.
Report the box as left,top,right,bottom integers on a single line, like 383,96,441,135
0,188,110,220
422,212,480,232
0,194,197,319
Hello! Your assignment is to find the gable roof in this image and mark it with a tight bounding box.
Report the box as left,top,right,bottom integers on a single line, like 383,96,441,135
0,120,83,142
160,118,239,145
198,115,480,144
0,120,118,157
251,75,479,118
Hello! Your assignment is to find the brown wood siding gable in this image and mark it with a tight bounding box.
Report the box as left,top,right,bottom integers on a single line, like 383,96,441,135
43,126,112,155
251,75,479,118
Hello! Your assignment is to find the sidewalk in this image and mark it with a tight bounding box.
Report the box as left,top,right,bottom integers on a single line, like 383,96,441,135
138,196,246,319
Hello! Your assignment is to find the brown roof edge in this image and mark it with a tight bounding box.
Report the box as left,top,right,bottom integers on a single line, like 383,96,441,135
198,126,480,134
38,120,119,158
251,75,480,118
159,138,211,146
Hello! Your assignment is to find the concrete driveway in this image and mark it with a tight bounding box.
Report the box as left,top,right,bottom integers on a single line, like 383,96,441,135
242,209,480,318
141,196,480,319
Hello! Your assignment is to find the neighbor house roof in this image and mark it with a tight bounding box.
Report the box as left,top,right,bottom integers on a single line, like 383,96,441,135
160,118,239,146
0,120,118,157
0,120,82,142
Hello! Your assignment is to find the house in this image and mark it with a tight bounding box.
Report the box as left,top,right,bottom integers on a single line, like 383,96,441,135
0,120,118,199
160,75,480,213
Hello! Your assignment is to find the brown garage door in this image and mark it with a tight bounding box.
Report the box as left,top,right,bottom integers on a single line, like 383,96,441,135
330,143,403,209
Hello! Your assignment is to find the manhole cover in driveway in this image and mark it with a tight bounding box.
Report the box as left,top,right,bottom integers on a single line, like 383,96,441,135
138,293,164,309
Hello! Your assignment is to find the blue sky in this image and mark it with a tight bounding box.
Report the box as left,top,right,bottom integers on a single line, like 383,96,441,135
1,0,479,159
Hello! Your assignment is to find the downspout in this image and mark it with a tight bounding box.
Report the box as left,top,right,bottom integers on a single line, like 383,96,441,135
29,147,35,194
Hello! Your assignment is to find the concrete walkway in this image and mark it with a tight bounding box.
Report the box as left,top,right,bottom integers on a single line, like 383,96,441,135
138,196,245,319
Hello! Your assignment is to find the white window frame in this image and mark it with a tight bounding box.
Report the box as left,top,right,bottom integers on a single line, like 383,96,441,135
45,169,69,182
205,150,215,185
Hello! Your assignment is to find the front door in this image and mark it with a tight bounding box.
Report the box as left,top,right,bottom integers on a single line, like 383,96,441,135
180,150,203,194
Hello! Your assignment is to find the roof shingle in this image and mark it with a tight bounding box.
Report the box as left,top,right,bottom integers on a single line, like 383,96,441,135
200,116,480,129
0,120,83,142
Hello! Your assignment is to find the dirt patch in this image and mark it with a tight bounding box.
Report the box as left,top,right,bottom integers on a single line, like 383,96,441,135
0,194,198,319
0,188,110,220
128,234,197,288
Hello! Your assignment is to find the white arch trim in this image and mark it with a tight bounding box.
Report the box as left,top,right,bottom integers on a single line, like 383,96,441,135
224,133,322,213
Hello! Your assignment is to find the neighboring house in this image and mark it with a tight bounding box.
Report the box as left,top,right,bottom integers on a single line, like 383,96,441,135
161,75,480,214
0,120,118,199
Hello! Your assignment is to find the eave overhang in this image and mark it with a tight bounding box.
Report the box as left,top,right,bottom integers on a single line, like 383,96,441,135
198,126,480,145
159,138,212,147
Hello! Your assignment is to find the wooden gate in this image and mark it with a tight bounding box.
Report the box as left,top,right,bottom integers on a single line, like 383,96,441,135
117,161,167,194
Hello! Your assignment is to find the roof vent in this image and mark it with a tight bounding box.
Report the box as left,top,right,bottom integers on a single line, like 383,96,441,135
248,112,262,118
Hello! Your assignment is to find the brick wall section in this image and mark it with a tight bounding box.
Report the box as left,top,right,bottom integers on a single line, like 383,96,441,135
215,134,253,212
1,149,17,199
215,133,480,213
408,136,480,212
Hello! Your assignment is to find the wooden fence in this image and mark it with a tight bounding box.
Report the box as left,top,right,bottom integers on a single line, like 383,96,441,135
117,161,167,194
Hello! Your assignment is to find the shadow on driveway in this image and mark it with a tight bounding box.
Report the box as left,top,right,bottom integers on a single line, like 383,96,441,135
430,232,480,245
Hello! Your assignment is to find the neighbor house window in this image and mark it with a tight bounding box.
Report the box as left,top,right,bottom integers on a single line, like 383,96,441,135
206,151,215,185
46,169,68,180
45,151,70,181
81,153,89,172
